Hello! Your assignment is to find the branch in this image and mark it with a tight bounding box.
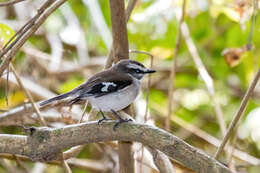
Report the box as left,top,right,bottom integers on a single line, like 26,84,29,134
10,64,47,126
0,0,67,77
108,0,133,172
0,0,25,7
0,121,232,173
214,69,260,159
181,22,227,137
167,0,186,131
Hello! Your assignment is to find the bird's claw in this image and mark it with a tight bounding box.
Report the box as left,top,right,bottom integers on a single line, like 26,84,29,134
113,118,133,131
98,117,112,124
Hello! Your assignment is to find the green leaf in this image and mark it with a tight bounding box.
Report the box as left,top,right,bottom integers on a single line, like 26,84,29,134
0,23,16,46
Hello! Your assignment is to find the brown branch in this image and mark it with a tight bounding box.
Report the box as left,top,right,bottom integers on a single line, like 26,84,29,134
0,0,25,7
125,0,137,22
181,22,227,137
108,0,133,172
214,69,260,159
151,101,260,165
0,121,233,173
10,64,47,126
0,0,67,77
104,0,137,69
166,0,186,131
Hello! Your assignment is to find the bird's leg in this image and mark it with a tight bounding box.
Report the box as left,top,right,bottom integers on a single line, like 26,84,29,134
98,110,112,124
111,109,132,130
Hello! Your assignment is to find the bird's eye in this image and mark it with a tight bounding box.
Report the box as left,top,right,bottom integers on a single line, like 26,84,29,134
135,69,140,73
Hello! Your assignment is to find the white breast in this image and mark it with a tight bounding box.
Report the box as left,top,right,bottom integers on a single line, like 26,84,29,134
88,79,141,112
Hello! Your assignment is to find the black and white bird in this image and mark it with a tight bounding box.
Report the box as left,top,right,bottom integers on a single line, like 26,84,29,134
40,59,156,129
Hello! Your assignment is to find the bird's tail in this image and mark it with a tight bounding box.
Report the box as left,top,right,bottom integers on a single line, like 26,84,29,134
39,92,73,106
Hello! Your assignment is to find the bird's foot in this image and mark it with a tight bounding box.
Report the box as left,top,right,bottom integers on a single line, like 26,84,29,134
111,109,133,130
98,117,112,124
113,118,133,131
98,110,112,124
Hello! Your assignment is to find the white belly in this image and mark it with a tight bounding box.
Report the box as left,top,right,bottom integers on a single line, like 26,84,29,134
88,80,141,112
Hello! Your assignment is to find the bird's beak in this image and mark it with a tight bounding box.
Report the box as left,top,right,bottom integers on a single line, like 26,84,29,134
145,69,156,73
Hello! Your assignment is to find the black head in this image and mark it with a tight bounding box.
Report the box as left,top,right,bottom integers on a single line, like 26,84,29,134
113,60,156,80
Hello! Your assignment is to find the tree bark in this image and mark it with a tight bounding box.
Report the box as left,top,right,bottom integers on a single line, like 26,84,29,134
0,121,233,173
108,0,133,172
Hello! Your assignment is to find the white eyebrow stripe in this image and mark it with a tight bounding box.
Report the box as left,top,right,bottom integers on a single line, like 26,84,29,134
101,82,117,92
127,64,146,71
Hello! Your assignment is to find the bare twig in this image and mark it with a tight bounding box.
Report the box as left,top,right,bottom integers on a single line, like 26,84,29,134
247,0,258,50
0,0,67,77
0,121,232,173
166,0,186,131
62,156,72,173
78,100,88,123
125,0,137,22
0,0,25,7
214,69,260,159
14,155,30,173
5,65,9,106
227,0,259,166
10,64,47,126
181,22,227,137
0,0,54,56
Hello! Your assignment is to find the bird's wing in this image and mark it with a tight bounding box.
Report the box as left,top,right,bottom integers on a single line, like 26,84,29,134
73,72,133,98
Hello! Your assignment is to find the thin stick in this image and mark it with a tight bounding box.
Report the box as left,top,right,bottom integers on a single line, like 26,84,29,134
214,69,260,159
1,0,53,54
10,64,47,126
247,0,258,50
61,157,72,173
125,0,137,22
5,65,9,106
14,155,30,173
181,22,227,137
0,0,25,7
0,0,66,77
166,0,186,131
78,100,88,123
227,0,259,165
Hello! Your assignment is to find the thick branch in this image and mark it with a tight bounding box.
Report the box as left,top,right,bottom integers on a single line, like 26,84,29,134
109,0,132,172
109,0,129,61
0,121,232,173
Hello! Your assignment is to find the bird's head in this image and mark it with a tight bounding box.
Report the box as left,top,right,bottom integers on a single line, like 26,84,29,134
114,59,156,80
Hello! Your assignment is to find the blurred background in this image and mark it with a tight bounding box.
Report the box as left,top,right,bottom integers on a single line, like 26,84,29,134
0,0,260,172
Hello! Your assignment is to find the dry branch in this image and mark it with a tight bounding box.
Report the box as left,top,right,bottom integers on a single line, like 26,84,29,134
167,0,186,131
10,64,47,126
0,0,25,7
214,69,260,159
0,121,232,173
181,22,227,138
0,0,67,77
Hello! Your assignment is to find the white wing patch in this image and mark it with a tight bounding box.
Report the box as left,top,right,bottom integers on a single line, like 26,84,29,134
101,82,117,92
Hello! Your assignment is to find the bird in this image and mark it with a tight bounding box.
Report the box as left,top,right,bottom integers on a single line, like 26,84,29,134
40,59,156,129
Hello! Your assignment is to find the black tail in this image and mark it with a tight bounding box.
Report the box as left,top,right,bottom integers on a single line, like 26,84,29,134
40,92,72,106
